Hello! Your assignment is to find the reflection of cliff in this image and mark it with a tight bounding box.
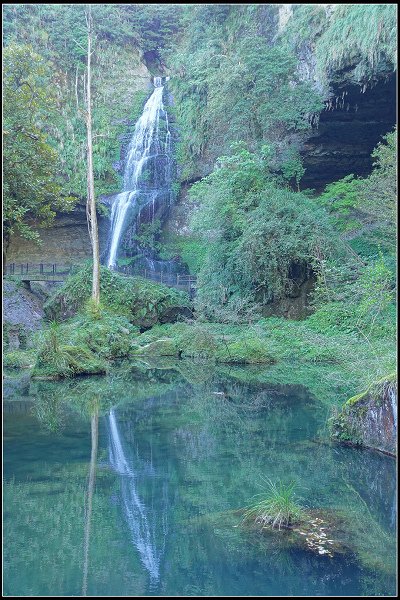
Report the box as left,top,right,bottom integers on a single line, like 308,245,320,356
108,409,168,585
336,446,396,532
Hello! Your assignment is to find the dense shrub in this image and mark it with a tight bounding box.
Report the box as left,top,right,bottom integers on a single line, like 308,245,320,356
189,147,341,318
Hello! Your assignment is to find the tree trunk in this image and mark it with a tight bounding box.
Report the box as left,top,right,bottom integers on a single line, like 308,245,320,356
82,408,99,596
85,5,100,305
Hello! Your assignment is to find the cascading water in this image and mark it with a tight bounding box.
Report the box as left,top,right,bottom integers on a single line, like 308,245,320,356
108,409,168,585
107,76,172,269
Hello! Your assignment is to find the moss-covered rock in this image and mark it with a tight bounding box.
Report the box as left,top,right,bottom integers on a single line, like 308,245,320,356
43,265,192,330
64,311,139,359
215,338,276,364
133,322,277,364
133,338,180,357
330,373,397,455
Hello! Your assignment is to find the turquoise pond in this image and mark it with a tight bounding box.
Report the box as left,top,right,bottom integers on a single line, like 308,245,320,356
3,363,397,596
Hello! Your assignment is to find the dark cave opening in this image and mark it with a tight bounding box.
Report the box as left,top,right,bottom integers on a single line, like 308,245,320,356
300,73,396,192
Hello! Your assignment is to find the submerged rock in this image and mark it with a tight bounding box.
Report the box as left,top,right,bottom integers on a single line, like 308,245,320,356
330,373,397,455
242,507,349,559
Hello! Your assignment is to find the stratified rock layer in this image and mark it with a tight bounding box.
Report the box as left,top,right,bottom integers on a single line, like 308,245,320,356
331,374,397,455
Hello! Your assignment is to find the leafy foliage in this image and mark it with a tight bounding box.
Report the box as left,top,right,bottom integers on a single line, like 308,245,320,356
165,4,323,180
358,128,397,227
2,5,162,201
3,44,75,248
189,146,340,319
134,218,162,253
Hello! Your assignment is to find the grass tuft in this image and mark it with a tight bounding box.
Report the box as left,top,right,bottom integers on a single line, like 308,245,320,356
242,479,305,530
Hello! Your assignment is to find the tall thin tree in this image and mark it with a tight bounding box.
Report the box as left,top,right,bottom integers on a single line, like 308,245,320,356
84,5,100,304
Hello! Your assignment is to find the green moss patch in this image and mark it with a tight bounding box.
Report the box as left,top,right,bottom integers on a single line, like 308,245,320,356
133,322,276,364
44,265,192,329
330,373,397,452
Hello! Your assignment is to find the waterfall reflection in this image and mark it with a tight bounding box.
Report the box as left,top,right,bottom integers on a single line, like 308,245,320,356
108,409,168,585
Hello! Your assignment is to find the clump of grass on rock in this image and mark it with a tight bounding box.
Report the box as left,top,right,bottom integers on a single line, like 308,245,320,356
242,479,305,530
32,321,107,379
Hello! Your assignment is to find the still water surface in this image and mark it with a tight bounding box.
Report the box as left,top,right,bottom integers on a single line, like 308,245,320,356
3,365,396,596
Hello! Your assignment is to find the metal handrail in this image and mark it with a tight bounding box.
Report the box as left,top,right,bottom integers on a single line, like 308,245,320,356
4,262,197,289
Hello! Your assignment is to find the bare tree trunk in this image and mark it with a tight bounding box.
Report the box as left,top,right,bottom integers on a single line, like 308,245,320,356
82,408,99,596
85,5,100,304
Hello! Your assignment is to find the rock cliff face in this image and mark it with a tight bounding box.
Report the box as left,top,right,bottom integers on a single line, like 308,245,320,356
3,281,47,349
6,201,110,266
300,74,396,190
331,374,397,456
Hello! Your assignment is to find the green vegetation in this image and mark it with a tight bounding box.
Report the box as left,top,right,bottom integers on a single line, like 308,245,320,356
243,480,305,530
3,44,76,253
2,5,172,202
20,264,193,378
315,4,397,85
281,5,396,87
159,232,208,275
165,5,323,181
3,349,36,369
32,322,107,379
189,146,342,320
133,322,275,364
44,264,191,328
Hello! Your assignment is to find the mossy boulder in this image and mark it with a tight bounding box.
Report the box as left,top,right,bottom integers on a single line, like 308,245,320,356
178,325,221,359
64,311,139,359
133,322,277,364
43,265,192,329
130,277,192,329
133,338,180,357
215,338,276,364
330,373,397,455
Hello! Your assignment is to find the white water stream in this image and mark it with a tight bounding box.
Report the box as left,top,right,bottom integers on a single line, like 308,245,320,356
107,77,171,268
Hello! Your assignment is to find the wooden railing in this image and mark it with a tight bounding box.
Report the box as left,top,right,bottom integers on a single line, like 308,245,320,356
4,262,197,292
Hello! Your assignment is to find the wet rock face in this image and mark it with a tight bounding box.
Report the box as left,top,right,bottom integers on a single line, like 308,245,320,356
300,74,396,191
331,375,397,455
5,201,110,265
3,281,46,349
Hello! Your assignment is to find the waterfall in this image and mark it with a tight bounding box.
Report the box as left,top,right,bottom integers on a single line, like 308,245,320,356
108,409,167,584
107,77,172,268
